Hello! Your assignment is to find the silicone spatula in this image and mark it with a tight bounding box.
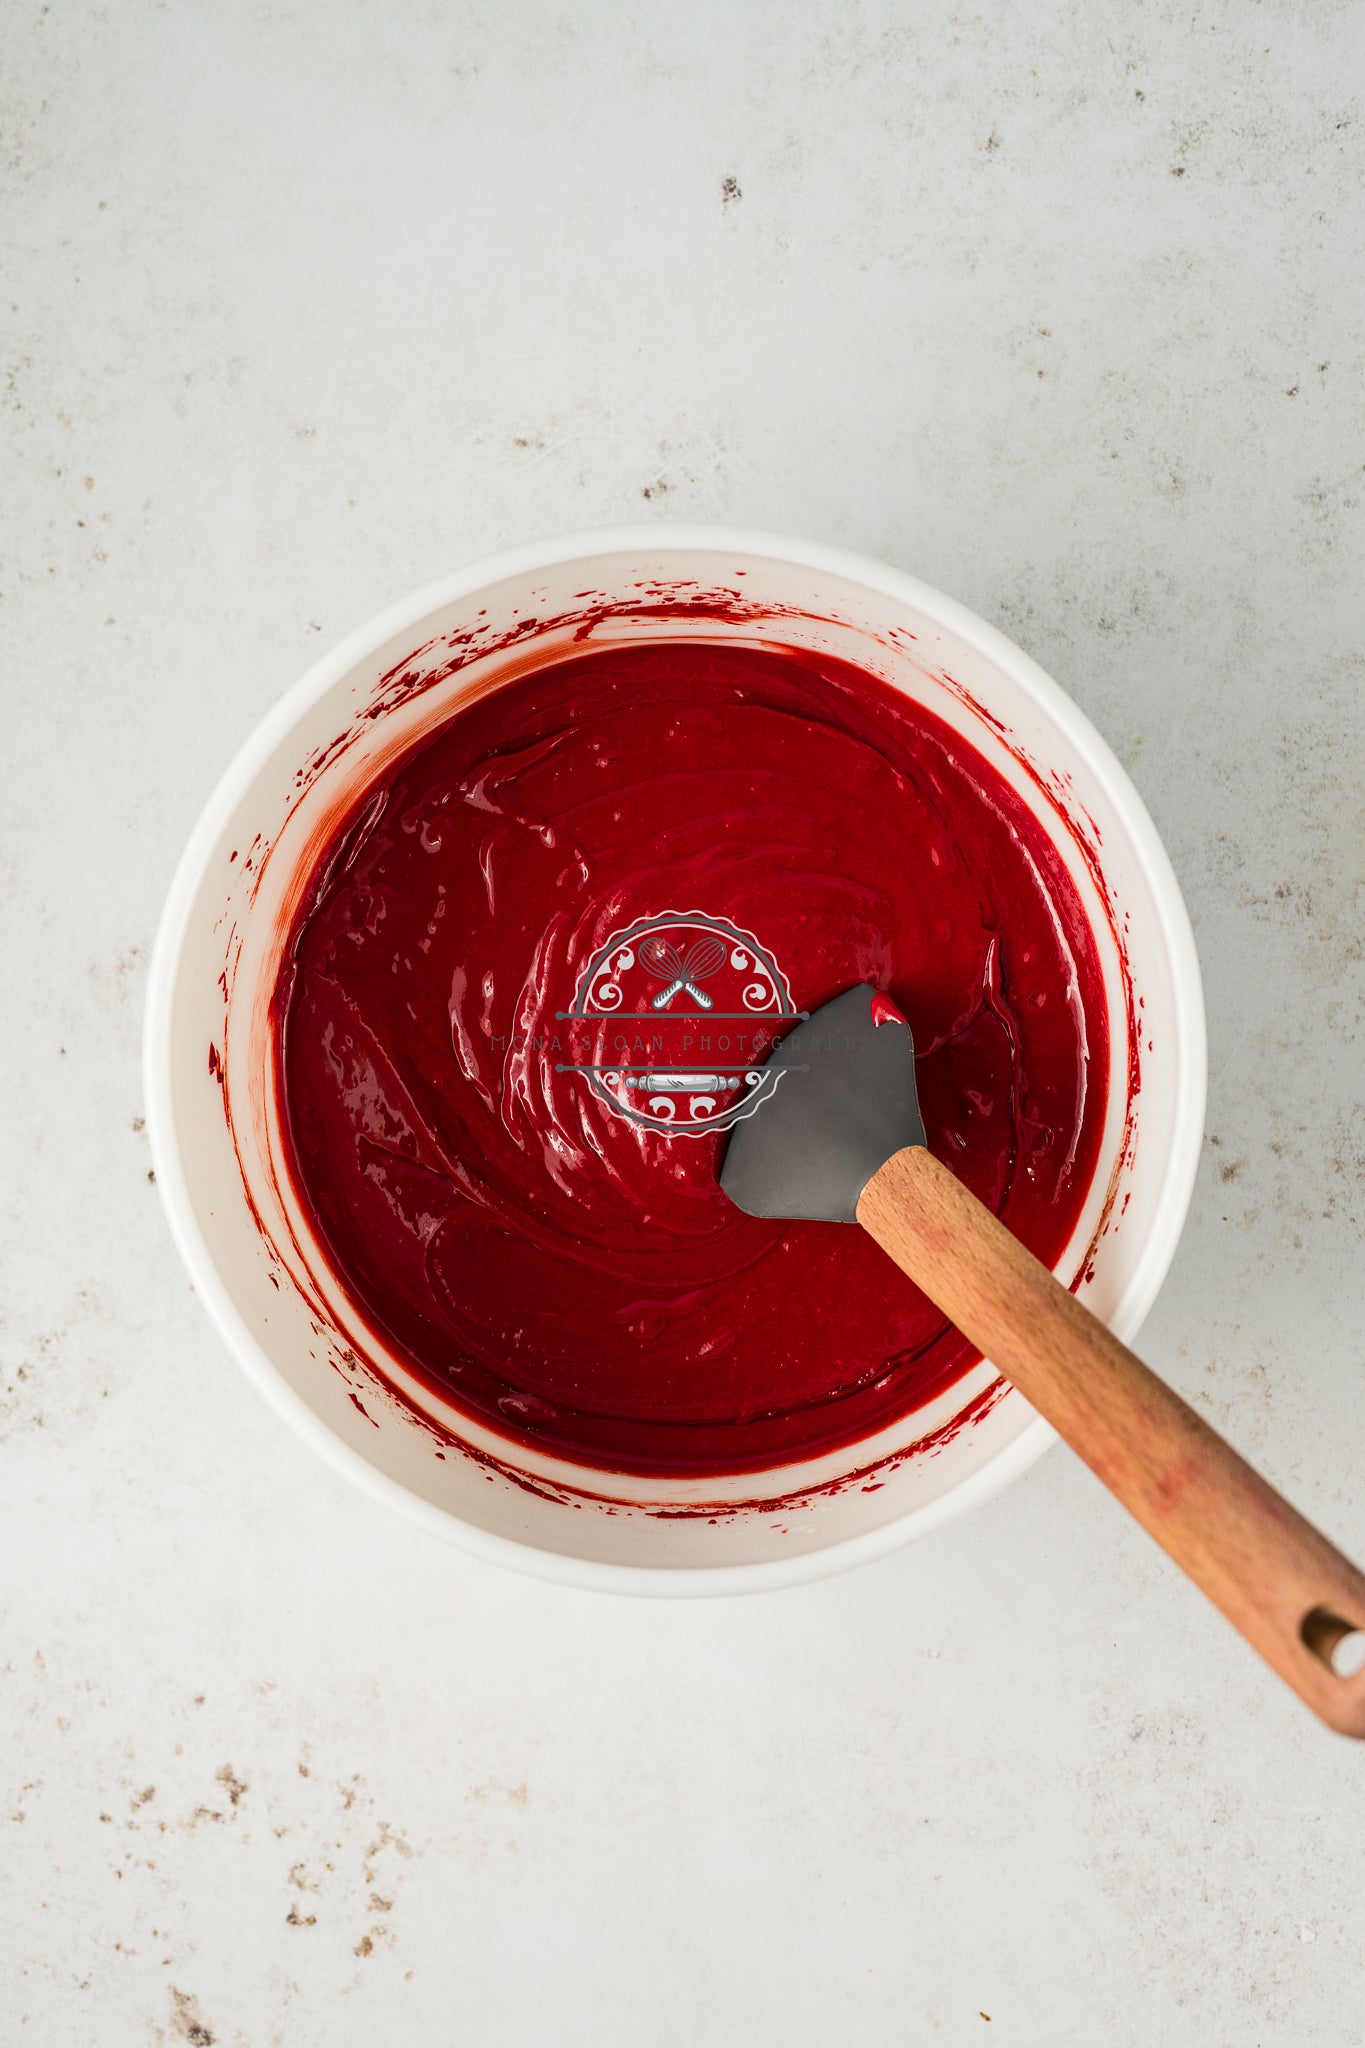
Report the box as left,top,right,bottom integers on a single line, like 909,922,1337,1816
719,984,1365,1736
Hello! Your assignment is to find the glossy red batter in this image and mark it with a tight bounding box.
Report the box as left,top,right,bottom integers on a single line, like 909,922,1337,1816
273,640,1108,1477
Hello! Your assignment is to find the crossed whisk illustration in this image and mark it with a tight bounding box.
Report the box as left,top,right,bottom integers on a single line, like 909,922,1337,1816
637,933,728,1010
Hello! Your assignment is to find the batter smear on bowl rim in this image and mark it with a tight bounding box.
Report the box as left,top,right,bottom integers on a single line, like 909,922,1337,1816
271,639,1109,1477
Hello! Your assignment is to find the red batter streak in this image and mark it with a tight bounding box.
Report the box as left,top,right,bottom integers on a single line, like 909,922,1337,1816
272,641,1108,1477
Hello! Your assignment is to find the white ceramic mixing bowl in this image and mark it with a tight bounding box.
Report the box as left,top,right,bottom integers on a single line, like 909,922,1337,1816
144,527,1205,1592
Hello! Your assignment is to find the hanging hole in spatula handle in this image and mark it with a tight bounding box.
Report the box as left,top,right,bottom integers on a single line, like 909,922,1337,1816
856,1146,1365,1737
1301,1608,1365,1680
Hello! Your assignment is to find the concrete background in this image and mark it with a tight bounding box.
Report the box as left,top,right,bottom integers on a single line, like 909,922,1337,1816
3,2,1363,2042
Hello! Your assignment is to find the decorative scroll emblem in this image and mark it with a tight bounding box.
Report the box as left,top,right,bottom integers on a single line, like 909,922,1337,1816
556,910,804,1136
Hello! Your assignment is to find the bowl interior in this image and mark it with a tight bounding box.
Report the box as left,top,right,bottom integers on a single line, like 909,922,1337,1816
149,534,1202,1587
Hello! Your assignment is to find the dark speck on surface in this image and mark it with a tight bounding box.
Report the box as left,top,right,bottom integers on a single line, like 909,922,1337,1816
169,1987,215,2044
215,1764,247,1808
720,174,741,204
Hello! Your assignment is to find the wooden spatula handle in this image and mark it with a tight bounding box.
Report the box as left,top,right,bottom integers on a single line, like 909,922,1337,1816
857,1145,1365,1736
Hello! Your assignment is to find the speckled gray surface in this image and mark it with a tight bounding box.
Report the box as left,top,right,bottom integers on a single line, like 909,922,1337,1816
3,2,1364,2042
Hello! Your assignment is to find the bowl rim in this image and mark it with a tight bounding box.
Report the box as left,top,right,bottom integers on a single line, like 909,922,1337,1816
144,522,1207,1596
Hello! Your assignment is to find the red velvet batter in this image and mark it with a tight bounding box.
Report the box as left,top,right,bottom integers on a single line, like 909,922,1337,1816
272,640,1108,1477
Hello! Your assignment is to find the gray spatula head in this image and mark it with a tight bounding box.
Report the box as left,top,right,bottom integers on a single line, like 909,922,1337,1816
719,984,926,1223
